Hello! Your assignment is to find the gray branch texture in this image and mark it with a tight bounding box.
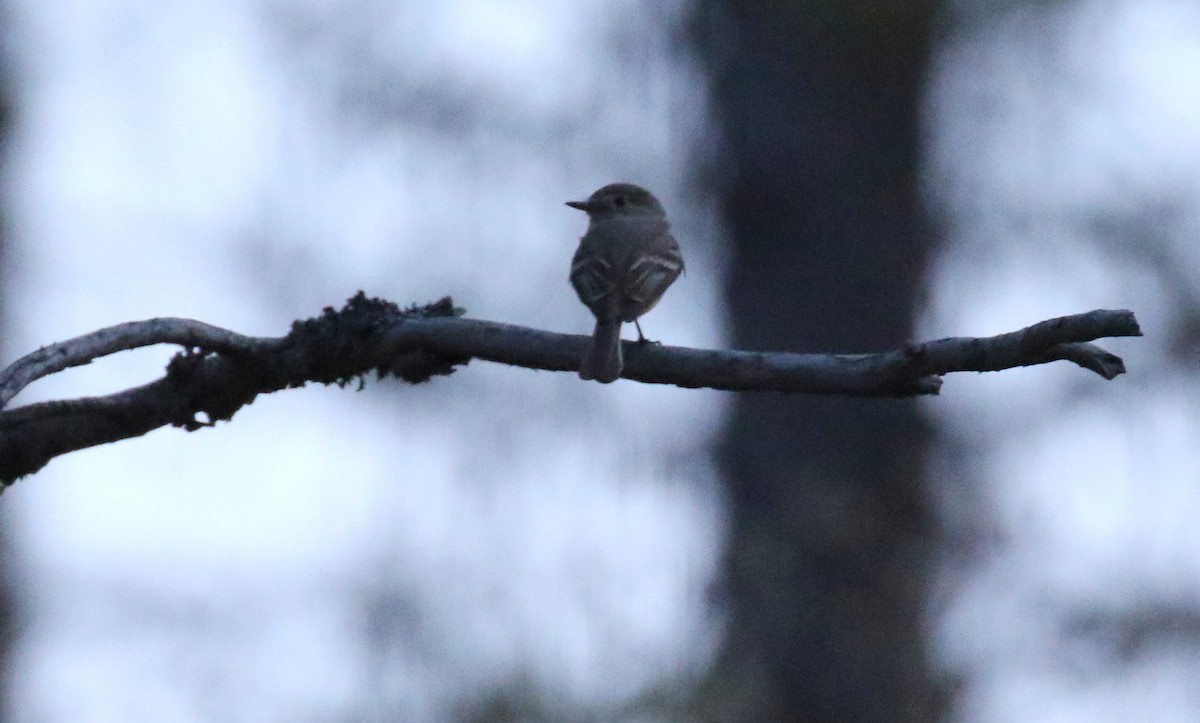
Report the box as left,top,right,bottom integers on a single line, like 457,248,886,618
0,293,1141,484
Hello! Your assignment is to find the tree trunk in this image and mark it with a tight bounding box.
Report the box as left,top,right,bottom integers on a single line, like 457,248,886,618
692,3,943,720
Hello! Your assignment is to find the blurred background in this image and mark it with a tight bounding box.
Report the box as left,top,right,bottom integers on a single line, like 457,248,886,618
0,0,1197,721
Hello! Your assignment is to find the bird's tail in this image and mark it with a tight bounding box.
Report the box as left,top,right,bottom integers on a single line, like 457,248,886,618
578,320,622,383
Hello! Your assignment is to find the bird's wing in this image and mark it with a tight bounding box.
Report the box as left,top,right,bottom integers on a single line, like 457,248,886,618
621,231,684,320
570,242,618,316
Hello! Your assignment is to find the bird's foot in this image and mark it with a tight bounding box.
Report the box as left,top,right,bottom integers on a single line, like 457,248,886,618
633,320,661,345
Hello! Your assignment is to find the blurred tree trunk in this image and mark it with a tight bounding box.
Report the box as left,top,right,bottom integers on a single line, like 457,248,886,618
692,3,942,721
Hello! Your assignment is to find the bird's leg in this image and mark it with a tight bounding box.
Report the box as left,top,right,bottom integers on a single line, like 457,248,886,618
634,320,661,345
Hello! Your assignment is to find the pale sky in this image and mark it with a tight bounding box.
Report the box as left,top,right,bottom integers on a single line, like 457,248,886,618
924,1,1200,720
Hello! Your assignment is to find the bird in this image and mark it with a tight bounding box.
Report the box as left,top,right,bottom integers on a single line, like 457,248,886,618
567,183,684,383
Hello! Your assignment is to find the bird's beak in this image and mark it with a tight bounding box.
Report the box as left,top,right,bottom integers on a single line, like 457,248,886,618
565,200,590,211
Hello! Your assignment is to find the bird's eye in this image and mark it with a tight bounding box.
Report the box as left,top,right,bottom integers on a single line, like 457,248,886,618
613,195,627,207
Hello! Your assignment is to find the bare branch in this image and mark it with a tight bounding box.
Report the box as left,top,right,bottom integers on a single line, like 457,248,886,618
0,319,284,409
0,295,1141,484
907,309,1141,380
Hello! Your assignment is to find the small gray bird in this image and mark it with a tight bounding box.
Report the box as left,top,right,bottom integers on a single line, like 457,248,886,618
567,183,684,383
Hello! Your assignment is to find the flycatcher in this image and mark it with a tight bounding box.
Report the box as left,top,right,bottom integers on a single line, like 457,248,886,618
567,183,684,383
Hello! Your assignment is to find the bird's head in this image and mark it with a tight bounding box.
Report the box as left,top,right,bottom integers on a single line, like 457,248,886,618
566,183,665,219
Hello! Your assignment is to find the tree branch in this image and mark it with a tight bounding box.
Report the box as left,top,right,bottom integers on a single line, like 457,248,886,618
0,293,1141,484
